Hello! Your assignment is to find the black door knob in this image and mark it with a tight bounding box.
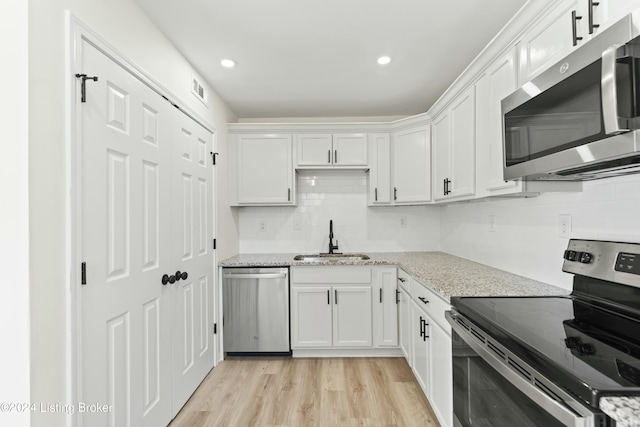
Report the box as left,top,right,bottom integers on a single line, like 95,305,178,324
162,274,170,285
175,271,182,281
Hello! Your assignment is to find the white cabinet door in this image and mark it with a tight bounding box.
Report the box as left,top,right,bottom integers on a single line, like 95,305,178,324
449,87,476,199
368,133,391,205
393,125,431,204
373,267,398,347
591,0,640,34
398,286,411,365
333,286,373,347
519,0,582,85
432,112,451,201
429,322,453,427
411,300,430,395
237,134,294,204
333,133,368,166
295,134,333,167
476,46,522,194
291,286,333,348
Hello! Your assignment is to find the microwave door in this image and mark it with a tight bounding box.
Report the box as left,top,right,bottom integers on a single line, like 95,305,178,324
601,44,634,135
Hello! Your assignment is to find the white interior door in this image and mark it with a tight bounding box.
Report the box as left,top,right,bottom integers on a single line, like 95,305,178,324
170,110,215,414
80,39,173,427
79,37,215,426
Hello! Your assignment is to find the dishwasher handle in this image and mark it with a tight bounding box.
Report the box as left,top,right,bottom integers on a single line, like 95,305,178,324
223,273,287,280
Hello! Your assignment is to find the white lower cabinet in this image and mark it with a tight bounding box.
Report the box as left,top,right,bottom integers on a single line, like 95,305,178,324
398,285,411,363
292,266,398,350
411,299,430,393
404,278,453,427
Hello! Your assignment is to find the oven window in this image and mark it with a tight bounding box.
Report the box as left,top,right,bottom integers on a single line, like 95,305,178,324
452,331,565,427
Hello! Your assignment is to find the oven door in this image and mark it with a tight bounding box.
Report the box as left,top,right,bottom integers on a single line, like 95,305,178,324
446,311,602,427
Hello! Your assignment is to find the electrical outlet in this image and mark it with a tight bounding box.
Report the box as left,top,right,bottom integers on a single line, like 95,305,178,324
400,216,407,228
489,215,496,232
258,220,267,232
559,214,572,238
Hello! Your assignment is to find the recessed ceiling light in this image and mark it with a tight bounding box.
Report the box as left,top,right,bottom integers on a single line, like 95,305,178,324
377,56,392,65
221,58,236,68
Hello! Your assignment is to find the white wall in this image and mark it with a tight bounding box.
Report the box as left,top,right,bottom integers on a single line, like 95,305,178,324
28,1,237,425
1,1,30,426
239,171,441,253
441,174,640,290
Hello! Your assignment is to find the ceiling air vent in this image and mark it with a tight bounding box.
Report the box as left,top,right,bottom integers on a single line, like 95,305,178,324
191,76,208,106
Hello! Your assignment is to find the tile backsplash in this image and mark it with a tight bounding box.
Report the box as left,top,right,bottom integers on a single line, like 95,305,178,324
238,171,441,253
440,174,640,290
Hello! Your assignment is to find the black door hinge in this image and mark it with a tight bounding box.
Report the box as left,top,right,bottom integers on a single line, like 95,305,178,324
213,238,216,250
210,152,219,165
213,323,217,334
75,74,98,103
81,262,87,285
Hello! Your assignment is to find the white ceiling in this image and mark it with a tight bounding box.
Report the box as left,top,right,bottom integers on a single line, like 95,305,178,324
133,0,528,119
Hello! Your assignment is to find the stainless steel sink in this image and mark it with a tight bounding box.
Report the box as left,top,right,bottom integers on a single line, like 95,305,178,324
293,253,370,262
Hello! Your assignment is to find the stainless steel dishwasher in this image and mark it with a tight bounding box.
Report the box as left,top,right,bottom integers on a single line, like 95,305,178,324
222,267,290,355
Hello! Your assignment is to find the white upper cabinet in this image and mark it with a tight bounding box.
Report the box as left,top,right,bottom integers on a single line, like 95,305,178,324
295,134,333,166
476,46,522,194
517,0,640,86
233,134,295,205
519,0,584,85
295,133,368,168
368,133,392,205
392,125,431,204
432,86,476,202
333,133,368,166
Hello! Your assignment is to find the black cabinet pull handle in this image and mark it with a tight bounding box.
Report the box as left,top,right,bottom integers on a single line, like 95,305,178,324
423,319,429,341
288,188,291,201
572,10,583,46
379,288,382,303
328,150,331,164
394,187,398,201
334,150,338,164
168,275,176,284
418,296,429,304
419,316,425,338
395,289,400,304
398,277,406,283
327,289,330,305
175,271,182,282
335,289,338,304
181,271,188,280
588,0,599,34
375,188,378,201
162,274,170,285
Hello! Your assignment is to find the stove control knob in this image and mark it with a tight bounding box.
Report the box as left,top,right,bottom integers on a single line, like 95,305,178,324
564,336,581,349
564,250,578,261
578,343,595,355
579,252,593,264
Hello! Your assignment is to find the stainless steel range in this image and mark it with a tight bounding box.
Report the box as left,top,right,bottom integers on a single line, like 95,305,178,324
447,239,640,427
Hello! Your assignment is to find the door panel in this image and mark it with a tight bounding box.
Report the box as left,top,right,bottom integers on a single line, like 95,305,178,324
80,39,173,427
171,113,214,415
333,286,372,347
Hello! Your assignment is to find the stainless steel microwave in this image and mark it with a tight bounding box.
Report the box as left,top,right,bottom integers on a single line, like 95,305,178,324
501,10,640,181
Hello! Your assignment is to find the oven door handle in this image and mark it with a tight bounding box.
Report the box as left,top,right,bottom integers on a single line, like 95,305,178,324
602,44,630,135
446,311,594,427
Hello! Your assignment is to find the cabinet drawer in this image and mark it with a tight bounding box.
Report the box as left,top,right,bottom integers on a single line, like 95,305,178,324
292,266,372,284
397,269,411,293
410,279,450,332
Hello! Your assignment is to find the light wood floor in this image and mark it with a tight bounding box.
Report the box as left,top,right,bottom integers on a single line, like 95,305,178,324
169,357,441,427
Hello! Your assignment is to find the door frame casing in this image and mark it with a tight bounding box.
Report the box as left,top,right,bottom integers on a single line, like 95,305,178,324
66,14,218,427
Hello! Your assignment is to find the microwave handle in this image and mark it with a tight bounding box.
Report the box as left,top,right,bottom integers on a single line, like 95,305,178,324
602,44,630,135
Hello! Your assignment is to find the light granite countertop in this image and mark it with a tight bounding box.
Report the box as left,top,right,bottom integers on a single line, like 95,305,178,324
219,251,569,301
220,251,640,424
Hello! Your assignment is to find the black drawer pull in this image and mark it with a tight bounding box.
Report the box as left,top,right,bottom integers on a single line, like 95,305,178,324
418,296,429,304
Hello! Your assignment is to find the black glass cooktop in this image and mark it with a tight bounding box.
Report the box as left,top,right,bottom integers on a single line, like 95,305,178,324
451,293,640,407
